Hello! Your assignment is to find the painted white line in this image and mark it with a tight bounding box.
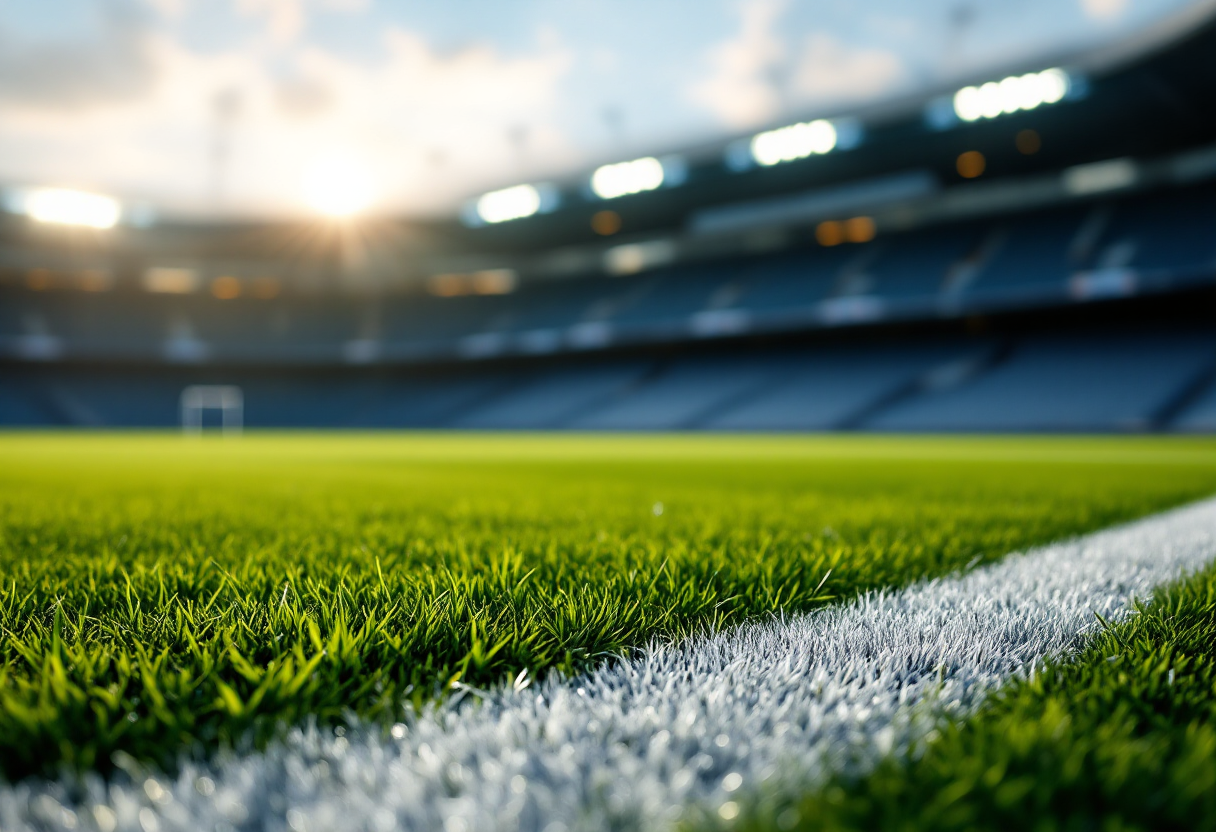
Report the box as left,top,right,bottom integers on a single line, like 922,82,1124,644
4,498,1215,832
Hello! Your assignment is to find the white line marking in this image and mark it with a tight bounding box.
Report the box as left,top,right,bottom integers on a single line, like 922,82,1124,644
4,498,1215,832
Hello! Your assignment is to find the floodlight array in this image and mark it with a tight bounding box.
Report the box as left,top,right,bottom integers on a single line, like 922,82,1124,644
466,182,562,226
16,188,121,229
749,119,838,167
590,157,666,200
475,184,543,224
953,68,1070,122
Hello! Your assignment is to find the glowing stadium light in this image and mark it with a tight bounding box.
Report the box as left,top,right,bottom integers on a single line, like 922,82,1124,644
465,182,559,226
303,156,373,217
953,68,1071,123
750,119,837,167
21,188,120,229
144,267,200,294
428,268,518,296
590,157,665,199
476,184,543,224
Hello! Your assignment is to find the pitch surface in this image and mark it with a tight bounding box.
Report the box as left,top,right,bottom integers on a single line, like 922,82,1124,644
1,434,1214,829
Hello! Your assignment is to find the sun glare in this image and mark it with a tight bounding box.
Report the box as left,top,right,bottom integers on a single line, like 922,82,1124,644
303,156,373,218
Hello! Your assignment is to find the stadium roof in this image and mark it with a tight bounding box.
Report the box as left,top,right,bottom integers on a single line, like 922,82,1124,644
0,0,1212,221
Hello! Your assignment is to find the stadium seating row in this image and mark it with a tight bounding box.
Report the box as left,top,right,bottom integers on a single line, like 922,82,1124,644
1,187,1213,365
2,323,1213,432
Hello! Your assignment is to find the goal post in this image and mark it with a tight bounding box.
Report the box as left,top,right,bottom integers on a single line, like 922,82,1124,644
180,385,243,435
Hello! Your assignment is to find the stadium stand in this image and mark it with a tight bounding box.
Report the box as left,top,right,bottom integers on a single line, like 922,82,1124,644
867,327,1216,433
8,181,1213,359
2,179,1214,431
705,340,994,432
453,363,653,429
2,10,1215,432
1176,382,1216,432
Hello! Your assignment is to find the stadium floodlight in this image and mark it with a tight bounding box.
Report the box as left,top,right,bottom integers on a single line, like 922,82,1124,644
20,188,121,229
750,119,838,167
953,68,1071,123
476,184,543,224
590,157,666,199
465,182,559,226
726,118,860,171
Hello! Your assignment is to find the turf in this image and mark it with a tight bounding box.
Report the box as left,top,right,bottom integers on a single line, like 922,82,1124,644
751,557,1216,832
1,433,1214,781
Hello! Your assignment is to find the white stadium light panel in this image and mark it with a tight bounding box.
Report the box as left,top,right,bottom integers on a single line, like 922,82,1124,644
952,68,1073,123
18,188,121,229
590,157,665,200
475,184,542,224
465,183,559,226
749,119,838,167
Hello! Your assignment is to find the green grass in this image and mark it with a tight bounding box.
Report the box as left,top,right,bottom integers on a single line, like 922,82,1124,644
749,561,1216,832
1,433,1215,781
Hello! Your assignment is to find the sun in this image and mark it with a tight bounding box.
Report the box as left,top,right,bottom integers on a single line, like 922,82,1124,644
303,155,374,218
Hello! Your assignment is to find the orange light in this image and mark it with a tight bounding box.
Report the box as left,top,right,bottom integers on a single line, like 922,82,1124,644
77,269,112,292
471,269,517,295
844,216,876,243
591,210,622,236
211,275,242,299
26,269,53,291
429,274,468,297
816,220,844,246
1016,129,1042,155
251,277,281,299
956,150,986,179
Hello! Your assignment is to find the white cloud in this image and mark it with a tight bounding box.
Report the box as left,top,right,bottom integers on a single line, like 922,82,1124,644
235,0,306,44
1081,0,1130,21
231,0,373,46
689,0,903,130
688,0,787,129
789,33,903,106
0,23,575,217
285,29,577,207
0,6,159,110
0,0,1179,218
144,0,189,19
317,0,370,11
274,74,334,117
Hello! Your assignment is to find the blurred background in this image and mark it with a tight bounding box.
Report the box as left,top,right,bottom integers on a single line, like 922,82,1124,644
1,0,1214,431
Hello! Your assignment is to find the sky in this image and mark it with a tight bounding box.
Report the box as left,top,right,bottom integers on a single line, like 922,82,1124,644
0,0,1200,219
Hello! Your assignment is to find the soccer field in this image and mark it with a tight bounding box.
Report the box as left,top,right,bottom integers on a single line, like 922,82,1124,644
1,434,1215,830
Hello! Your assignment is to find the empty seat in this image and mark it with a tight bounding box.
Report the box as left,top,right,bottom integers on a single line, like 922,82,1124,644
709,341,982,430
1094,189,1216,272
866,227,983,300
194,297,360,359
1172,375,1216,432
967,208,1089,303
0,369,56,425
496,279,616,333
610,264,741,327
41,370,182,426
734,247,849,313
382,294,512,346
866,328,1216,432
28,292,164,355
348,375,515,427
567,356,789,430
456,363,652,429
0,289,28,337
